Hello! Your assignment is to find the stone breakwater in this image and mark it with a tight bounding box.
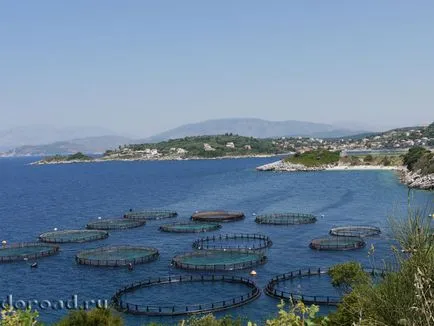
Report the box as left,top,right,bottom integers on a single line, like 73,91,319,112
400,169,434,190
256,160,330,172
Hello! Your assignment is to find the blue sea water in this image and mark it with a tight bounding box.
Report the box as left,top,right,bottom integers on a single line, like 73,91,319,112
0,157,432,325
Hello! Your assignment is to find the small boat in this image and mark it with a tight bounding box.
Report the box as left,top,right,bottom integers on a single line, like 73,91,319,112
30,262,38,268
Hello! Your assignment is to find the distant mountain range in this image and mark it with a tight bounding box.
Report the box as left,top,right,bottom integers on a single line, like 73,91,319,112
1,118,372,157
2,135,132,157
0,125,122,152
140,118,369,143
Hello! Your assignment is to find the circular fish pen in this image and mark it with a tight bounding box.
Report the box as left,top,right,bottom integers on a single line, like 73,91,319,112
39,230,109,243
124,210,178,221
76,246,159,267
112,275,260,316
159,222,221,233
192,233,273,251
191,211,245,223
309,236,365,251
255,213,317,225
265,267,388,306
86,218,145,230
329,226,381,237
172,250,267,271
265,268,341,305
0,243,59,263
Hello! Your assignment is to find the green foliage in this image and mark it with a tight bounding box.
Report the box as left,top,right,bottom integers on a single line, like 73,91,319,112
363,154,373,162
328,204,434,326
264,301,327,326
328,262,371,294
55,308,123,326
381,156,391,166
65,152,93,161
284,150,340,167
0,307,39,326
178,314,243,326
403,146,430,171
43,152,93,163
412,151,434,175
121,135,283,158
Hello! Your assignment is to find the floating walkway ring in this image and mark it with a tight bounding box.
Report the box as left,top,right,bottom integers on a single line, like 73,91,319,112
309,236,365,251
192,233,273,251
76,246,159,267
265,267,388,306
0,243,59,263
191,211,245,223
172,250,267,271
255,213,317,225
124,210,177,221
159,222,222,233
86,218,145,230
329,226,381,237
39,229,109,243
112,274,261,316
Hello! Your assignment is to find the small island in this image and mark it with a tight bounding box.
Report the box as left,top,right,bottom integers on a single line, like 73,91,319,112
36,152,94,164
32,135,291,165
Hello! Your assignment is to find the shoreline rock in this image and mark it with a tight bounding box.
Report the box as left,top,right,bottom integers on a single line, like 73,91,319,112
256,160,327,172
257,160,433,191
30,154,280,166
399,169,434,190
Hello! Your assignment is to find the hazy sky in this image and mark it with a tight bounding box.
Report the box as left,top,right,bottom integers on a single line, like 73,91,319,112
1,1,433,137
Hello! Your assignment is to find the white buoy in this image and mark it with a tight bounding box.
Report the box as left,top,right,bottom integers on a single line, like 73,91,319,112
252,213,256,216
98,216,102,220
321,214,325,218
54,228,58,231
250,270,257,276
1,240,6,247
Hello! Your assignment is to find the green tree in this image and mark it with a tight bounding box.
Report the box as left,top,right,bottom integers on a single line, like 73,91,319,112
328,262,370,294
0,307,39,326
55,308,123,326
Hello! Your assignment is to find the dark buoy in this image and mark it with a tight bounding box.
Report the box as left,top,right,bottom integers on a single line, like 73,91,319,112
128,263,134,270
30,262,38,268
129,208,133,212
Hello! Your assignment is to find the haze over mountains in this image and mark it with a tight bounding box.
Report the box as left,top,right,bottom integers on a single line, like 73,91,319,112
1,118,375,156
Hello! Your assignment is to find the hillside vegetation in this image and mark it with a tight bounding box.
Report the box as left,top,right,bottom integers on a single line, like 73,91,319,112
403,146,434,175
43,152,94,163
284,150,340,167
115,134,289,158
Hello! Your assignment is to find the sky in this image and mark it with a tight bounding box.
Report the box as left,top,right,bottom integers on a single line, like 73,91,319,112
1,1,433,137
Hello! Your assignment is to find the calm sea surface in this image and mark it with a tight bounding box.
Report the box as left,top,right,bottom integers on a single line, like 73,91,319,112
0,157,432,325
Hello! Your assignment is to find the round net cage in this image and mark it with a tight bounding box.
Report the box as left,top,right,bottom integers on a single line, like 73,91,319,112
266,267,387,305
309,236,365,251
123,210,178,221
76,246,159,267
329,226,381,237
39,229,109,243
191,211,245,223
86,218,145,230
112,274,260,316
192,233,273,251
0,243,59,263
265,268,341,306
159,222,222,233
172,250,266,271
255,213,317,225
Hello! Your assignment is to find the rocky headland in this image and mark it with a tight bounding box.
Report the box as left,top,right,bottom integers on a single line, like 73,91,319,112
399,169,434,190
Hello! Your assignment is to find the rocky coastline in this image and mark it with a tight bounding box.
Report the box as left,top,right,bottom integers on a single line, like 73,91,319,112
256,160,433,190
30,153,279,165
399,169,434,190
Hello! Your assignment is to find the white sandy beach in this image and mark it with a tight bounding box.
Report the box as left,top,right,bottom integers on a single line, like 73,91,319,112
326,165,401,171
